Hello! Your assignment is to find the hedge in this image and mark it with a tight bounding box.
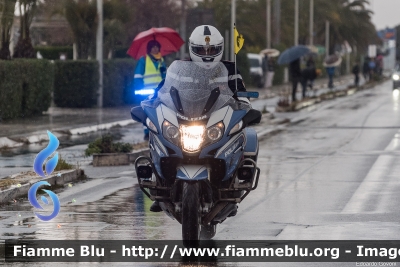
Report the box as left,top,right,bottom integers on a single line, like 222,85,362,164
54,60,99,108
0,60,53,120
113,46,130,59
35,46,73,60
0,62,22,120
53,59,136,108
20,60,54,117
103,59,136,106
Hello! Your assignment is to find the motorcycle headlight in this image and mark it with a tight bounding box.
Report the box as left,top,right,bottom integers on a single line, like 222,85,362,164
146,118,158,133
393,74,400,81
162,120,180,145
180,124,205,153
229,120,243,135
206,122,224,143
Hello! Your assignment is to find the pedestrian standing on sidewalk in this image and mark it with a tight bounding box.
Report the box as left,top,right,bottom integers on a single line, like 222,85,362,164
265,57,276,88
289,58,302,102
300,57,316,99
352,61,360,87
326,66,335,89
133,40,167,140
363,57,370,82
376,54,383,77
368,58,376,79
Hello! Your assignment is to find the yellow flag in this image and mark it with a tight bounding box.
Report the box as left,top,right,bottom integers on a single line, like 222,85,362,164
234,26,244,54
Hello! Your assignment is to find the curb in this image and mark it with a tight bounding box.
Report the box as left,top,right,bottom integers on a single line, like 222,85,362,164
0,137,23,149
68,119,136,135
274,79,388,113
0,169,84,204
257,126,285,141
92,148,150,167
0,119,137,149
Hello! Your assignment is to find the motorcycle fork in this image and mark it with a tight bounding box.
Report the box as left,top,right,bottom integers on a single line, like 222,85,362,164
171,179,213,215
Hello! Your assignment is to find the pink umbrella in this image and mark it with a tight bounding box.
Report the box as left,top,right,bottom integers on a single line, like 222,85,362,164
127,27,185,60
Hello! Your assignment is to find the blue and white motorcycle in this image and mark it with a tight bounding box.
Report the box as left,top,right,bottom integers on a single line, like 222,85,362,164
131,61,261,242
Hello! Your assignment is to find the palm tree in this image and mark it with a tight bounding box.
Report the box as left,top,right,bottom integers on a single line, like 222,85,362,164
103,0,131,58
63,0,98,59
45,0,135,59
314,0,377,54
0,0,17,59
13,0,38,58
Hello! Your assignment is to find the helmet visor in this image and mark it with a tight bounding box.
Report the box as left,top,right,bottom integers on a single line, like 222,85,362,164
191,44,223,57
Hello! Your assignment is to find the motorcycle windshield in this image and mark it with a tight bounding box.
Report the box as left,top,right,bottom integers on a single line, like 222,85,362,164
148,60,237,119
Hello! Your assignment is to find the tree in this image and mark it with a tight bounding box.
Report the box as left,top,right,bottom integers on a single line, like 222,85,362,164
13,0,38,58
64,0,98,59
124,0,180,43
196,0,376,55
313,0,377,54
197,0,272,52
103,0,131,58
44,0,136,59
0,0,17,59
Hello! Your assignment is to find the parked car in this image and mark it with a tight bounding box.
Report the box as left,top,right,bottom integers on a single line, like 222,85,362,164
247,53,265,88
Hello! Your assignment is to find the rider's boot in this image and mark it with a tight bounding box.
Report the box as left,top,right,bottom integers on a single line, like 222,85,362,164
228,205,238,217
150,201,162,212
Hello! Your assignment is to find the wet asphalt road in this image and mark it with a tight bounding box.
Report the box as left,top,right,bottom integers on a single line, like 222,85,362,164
1,81,400,267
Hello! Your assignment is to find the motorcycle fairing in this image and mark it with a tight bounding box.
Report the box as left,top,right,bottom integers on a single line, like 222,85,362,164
144,105,183,159
198,108,246,158
176,165,208,180
215,132,246,180
243,128,258,158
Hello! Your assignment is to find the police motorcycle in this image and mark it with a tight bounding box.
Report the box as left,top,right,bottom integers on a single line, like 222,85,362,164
131,60,261,242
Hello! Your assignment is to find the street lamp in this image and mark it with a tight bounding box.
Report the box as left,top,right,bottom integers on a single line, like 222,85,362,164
309,0,314,46
266,0,271,49
96,0,103,108
325,20,330,56
231,0,236,61
294,0,298,46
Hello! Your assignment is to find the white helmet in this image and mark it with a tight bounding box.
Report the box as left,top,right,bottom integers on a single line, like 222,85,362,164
188,25,224,63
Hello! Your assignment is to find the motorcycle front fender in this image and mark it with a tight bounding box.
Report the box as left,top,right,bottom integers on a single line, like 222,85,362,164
176,164,208,181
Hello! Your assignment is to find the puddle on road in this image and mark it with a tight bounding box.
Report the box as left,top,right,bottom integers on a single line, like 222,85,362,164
0,184,169,240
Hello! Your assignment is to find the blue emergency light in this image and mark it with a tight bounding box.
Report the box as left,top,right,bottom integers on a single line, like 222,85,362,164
236,91,259,98
134,89,155,95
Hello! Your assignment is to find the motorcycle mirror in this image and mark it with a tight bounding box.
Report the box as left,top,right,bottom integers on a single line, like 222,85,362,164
130,106,147,124
242,109,262,127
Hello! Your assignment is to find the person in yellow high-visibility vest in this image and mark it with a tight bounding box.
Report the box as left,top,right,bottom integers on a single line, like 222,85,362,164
133,40,166,93
133,40,166,140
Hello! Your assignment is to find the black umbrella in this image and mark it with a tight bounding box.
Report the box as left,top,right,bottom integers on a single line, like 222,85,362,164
278,45,310,65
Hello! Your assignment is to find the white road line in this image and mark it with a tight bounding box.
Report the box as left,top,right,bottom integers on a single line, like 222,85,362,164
342,131,400,214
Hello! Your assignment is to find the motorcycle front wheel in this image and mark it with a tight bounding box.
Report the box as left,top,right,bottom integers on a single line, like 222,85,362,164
182,182,200,246
200,224,217,240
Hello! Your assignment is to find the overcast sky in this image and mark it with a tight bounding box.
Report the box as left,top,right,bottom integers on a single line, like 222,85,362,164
370,0,400,30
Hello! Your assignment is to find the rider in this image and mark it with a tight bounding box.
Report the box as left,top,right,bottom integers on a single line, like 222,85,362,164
149,25,251,213
149,25,250,106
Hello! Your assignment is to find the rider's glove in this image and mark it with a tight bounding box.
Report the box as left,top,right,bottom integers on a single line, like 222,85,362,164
237,97,252,109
